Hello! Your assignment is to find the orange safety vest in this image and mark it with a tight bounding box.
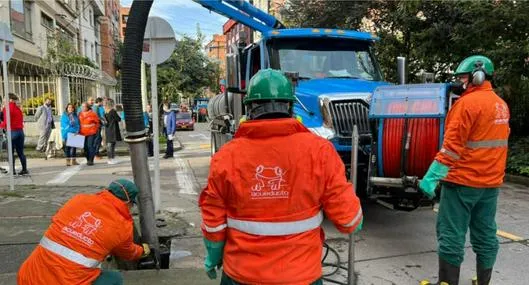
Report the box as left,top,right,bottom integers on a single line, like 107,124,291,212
17,190,143,285
78,110,100,136
199,118,362,285
435,81,510,187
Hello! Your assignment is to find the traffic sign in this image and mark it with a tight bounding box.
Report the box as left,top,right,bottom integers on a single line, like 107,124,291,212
142,17,176,65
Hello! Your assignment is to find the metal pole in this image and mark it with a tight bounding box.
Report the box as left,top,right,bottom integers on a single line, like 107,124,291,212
150,38,161,213
348,125,359,285
2,39,14,191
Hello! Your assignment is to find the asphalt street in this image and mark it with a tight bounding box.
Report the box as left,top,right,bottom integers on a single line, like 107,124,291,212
0,123,528,284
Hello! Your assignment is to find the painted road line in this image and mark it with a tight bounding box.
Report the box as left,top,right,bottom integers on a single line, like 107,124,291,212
497,230,524,242
433,207,525,242
174,155,197,195
200,144,211,149
46,163,84,184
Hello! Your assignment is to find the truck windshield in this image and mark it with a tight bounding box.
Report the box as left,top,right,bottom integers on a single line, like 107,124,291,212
268,37,382,81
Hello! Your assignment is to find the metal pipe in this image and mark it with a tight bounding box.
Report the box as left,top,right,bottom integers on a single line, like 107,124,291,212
2,39,14,191
397,57,407,85
122,0,160,262
348,125,359,285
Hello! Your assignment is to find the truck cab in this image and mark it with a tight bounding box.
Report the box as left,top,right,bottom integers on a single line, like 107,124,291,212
212,28,388,178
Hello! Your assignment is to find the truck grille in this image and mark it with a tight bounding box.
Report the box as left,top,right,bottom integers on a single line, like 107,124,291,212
328,99,370,137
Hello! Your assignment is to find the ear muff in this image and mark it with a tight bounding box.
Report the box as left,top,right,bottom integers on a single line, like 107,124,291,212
471,61,486,86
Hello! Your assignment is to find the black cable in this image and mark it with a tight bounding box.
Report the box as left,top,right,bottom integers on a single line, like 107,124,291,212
321,242,348,285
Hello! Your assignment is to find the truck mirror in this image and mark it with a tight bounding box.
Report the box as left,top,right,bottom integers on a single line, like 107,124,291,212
397,56,407,85
226,52,240,92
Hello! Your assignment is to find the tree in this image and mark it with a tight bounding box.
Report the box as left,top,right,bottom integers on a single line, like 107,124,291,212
281,0,529,136
43,31,97,69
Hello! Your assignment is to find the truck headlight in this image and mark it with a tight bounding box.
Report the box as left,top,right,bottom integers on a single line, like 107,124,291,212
308,126,335,140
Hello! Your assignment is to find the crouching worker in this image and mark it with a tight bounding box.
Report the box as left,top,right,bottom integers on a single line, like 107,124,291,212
18,179,151,285
199,69,363,285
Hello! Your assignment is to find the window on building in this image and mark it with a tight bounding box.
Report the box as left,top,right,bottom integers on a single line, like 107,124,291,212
122,15,128,24
84,39,88,56
41,12,53,30
10,0,32,40
122,27,126,37
89,9,93,26
96,44,100,65
91,44,94,60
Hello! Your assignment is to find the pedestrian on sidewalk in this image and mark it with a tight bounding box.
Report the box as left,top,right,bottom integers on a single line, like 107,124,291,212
0,93,28,175
419,56,510,285
34,97,54,153
61,103,80,166
17,179,152,285
144,104,154,157
163,103,177,159
199,70,363,284
79,102,100,166
104,99,122,165
93,97,106,160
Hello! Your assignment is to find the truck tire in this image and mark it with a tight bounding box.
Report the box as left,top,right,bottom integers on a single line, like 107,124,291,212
211,133,217,156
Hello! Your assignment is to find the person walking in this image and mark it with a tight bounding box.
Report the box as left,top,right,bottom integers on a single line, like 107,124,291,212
143,104,154,157
163,103,177,159
93,97,106,160
199,69,363,284
17,179,151,285
419,56,510,285
78,103,100,166
60,103,80,166
104,99,122,165
35,97,54,153
0,93,28,175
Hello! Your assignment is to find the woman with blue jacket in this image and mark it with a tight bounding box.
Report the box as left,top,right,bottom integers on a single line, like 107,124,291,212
61,103,80,166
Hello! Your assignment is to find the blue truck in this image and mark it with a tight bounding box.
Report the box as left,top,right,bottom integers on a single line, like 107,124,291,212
201,0,449,210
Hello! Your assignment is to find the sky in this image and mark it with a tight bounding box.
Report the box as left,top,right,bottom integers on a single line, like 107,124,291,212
120,0,227,43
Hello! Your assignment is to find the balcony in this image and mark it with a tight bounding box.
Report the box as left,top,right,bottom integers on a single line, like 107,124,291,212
92,0,105,16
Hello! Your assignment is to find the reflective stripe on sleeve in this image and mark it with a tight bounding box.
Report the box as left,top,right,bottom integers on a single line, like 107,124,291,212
466,139,508,148
203,223,227,233
440,148,460,160
343,208,363,228
39,236,101,268
227,211,323,236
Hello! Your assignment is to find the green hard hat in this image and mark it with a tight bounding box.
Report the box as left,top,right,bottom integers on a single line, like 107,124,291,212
108,179,139,203
244,69,295,105
454,55,494,76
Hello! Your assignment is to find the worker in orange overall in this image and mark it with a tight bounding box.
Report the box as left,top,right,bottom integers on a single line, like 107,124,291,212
18,179,151,285
79,102,101,166
199,69,363,285
419,55,510,285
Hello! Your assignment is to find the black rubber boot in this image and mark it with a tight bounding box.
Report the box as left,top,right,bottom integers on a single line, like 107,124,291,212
438,258,460,285
420,258,461,285
475,266,492,285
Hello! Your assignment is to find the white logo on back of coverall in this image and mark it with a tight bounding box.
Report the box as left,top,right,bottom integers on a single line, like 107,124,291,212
62,212,102,246
251,165,289,199
495,103,509,124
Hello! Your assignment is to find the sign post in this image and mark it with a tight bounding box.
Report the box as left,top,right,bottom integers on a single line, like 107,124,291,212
142,17,176,212
0,23,15,191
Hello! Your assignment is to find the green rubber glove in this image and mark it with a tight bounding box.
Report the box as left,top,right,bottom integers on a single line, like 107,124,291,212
354,217,363,234
203,238,225,280
419,160,449,199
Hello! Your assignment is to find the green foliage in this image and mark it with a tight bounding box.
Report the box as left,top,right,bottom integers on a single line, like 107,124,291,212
153,27,221,102
21,93,55,115
42,30,97,69
507,137,529,177
281,0,529,136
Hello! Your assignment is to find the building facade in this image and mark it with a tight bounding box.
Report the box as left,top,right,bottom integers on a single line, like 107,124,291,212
100,0,120,80
252,0,285,41
205,34,226,78
223,19,252,54
0,0,118,124
119,6,129,41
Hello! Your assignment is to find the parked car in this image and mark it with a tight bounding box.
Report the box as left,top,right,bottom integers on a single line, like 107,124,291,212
175,112,194,131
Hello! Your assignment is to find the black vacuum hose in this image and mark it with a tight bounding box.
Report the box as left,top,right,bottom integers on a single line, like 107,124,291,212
122,0,153,138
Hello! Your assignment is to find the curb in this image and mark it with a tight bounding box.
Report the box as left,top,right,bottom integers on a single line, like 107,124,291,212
505,174,529,187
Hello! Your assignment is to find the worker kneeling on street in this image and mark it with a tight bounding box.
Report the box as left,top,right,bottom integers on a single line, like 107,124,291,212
18,179,151,285
419,56,510,285
199,69,363,285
